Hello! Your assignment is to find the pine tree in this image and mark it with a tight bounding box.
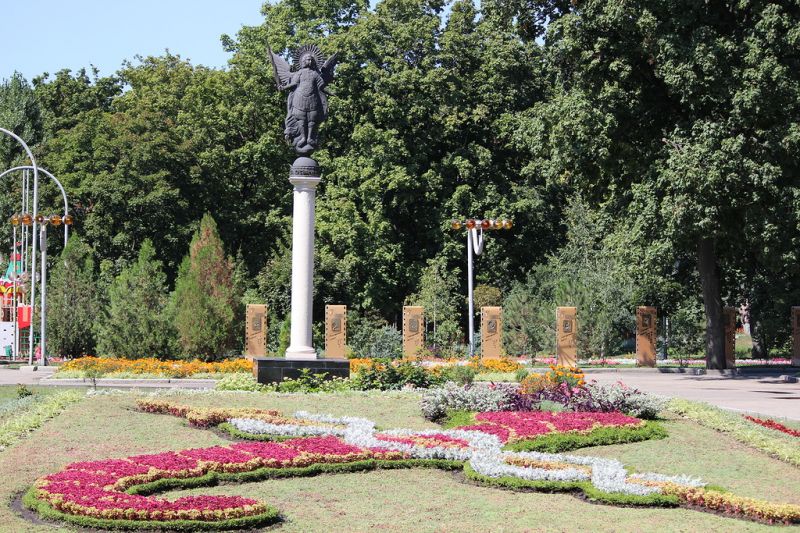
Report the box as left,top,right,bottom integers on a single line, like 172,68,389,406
47,236,99,357
95,239,174,358
172,214,236,360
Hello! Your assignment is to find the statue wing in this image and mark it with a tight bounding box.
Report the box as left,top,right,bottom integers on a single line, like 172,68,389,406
320,52,338,84
268,47,292,89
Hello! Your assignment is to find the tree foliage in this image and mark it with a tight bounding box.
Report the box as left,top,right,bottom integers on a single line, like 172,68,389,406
46,236,98,357
94,239,174,359
172,214,237,360
0,0,795,361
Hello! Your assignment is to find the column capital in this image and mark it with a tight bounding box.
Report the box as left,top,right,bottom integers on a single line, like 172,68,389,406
289,176,322,191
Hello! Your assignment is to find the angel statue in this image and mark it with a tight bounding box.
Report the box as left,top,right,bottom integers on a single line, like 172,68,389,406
269,44,338,156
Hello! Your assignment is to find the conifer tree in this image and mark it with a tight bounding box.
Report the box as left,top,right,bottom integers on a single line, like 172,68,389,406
95,239,174,358
172,214,236,360
47,236,98,357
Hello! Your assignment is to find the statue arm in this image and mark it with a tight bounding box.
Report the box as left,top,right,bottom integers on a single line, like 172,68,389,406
282,72,300,91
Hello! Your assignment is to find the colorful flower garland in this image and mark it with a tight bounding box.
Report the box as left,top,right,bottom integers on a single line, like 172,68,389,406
23,400,800,529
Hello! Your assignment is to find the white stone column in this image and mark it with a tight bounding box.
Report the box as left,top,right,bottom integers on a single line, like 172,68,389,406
286,157,321,359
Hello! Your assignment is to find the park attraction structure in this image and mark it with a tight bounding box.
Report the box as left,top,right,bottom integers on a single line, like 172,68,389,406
0,128,72,364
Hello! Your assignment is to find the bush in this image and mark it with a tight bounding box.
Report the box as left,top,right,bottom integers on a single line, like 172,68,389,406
575,383,668,419
514,368,530,382
349,324,403,359
420,382,516,420
440,365,476,386
215,373,269,392
277,369,353,393
526,382,667,420
352,360,444,390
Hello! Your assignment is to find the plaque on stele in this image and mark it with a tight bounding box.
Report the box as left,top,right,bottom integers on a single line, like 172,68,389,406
723,306,736,369
481,306,503,359
636,306,657,367
793,307,800,366
556,307,577,367
402,306,424,358
325,305,347,359
245,304,268,359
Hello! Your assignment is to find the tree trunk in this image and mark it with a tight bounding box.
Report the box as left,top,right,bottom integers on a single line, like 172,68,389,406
697,237,726,369
744,298,768,359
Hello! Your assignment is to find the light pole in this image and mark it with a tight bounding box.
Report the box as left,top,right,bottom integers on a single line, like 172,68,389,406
450,218,513,357
0,128,39,364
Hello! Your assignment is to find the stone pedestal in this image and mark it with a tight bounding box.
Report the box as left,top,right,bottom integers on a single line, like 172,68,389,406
635,306,657,367
402,306,424,358
286,157,321,360
325,305,347,358
556,307,577,367
244,304,268,358
480,306,503,359
253,357,350,384
792,307,800,366
723,306,736,369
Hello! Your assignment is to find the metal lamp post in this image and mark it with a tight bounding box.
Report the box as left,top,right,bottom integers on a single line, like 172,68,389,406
450,218,513,357
0,128,39,364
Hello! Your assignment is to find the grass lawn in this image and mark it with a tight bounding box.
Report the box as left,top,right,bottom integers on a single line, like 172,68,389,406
1,388,799,532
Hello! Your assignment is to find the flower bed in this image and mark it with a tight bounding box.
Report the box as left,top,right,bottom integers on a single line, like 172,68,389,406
57,357,251,378
670,399,800,467
25,401,800,529
457,411,644,443
744,415,800,438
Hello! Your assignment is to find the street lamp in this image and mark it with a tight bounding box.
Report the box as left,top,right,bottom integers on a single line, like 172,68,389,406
450,218,513,357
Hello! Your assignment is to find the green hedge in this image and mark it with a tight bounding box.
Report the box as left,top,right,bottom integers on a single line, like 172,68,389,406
463,463,680,507
215,422,297,442
505,421,668,453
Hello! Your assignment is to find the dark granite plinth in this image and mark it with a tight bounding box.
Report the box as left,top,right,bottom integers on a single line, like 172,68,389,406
253,357,350,384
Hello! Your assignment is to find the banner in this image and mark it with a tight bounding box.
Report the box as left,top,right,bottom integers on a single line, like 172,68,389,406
17,305,31,329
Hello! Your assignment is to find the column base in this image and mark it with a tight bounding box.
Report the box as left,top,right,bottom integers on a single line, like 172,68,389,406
253,357,350,384
285,346,317,360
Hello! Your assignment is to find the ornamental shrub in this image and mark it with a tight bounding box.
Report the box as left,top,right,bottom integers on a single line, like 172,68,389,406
440,365,476,386
352,360,444,390
215,373,270,392
527,382,667,420
420,383,515,420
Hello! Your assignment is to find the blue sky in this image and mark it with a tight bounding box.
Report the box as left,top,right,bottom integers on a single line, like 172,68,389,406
0,1,266,82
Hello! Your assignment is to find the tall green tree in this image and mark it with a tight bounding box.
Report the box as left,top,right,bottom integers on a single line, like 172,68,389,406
172,214,236,360
95,239,174,358
47,236,98,357
515,0,800,367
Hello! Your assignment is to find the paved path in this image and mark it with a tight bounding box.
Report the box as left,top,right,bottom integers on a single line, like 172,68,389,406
1,367,797,420
0,367,56,386
0,368,215,389
584,370,800,421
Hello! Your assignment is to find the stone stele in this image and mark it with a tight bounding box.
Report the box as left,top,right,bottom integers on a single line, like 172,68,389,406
325,304,347,359
480,306,503,359
635,306,657,368
556,307,577,367
244,304,268,359
402,306,424,358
